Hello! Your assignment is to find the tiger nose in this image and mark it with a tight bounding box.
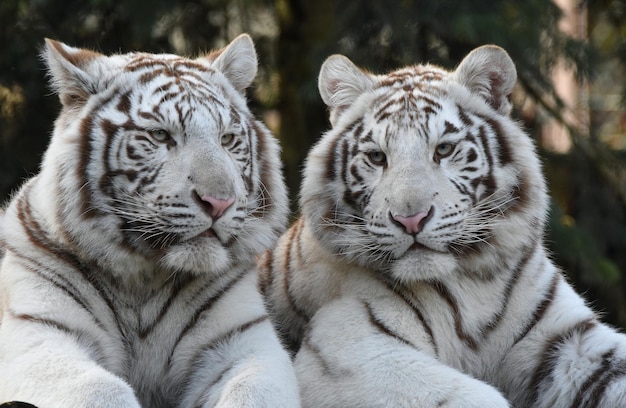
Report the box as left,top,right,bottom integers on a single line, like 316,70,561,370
392,206,434,235
194,192,235,220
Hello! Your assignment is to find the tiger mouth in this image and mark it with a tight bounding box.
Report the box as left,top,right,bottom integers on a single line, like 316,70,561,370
197,228,216,238
410,242,428,251
409,241,447,254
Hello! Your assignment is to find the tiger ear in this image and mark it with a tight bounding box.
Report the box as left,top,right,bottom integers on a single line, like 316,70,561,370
204,34,257,94
43,39,104,107
453,45,517,115
318,55,375,126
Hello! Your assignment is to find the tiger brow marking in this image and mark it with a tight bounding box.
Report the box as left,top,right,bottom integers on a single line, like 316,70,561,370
528,318,598,405
456,104,474,126
374,97,398,121
443,120,460,135
419,94,442,111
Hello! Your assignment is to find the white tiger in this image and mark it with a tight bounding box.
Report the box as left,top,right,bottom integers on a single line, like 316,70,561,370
0,35,300,408
259,45,626,407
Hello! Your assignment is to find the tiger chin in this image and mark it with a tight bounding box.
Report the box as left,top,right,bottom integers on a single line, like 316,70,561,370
0,35,300,407
260,45,626,407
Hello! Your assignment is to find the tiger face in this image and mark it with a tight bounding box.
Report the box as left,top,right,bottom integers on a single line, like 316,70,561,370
303,46,547,283
41,35,287,276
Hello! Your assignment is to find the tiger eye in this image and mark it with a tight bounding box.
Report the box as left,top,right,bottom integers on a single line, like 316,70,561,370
367,151,387,166
221,133,235,147
435,142,454,158
149,129,170,143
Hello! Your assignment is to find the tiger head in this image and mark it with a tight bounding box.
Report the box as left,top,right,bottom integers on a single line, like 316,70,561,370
39,35,288,277
302,46,548,284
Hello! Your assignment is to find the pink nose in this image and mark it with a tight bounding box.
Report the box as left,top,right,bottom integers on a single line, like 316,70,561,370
200,195,235,219
393,208,433,235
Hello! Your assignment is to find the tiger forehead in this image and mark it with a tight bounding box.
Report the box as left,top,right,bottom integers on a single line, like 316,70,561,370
124,54,211,82
375,65,448,90
370,65,450,117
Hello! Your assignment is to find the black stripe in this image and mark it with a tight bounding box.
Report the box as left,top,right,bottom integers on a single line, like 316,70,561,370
489,118,512,165
282,219,310,322
483,243,538,337
582,353,626,407
11,312,105,362
512,270,560,348
257,249,274,297
430,280,478,351
137,273,197,339
571,348,615,408
475,125,496,199
529,318,598,405
168,268,249,364
185,315,269,379
377,277,438,355
364,301,416,350
13,256,107,331
300,336,341,377
15,190,115,333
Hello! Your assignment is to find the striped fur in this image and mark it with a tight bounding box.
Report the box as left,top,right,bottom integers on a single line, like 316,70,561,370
260,46,626,407
0,35,299,408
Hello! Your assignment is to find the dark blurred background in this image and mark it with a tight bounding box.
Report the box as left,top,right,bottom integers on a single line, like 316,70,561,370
1,0,624,327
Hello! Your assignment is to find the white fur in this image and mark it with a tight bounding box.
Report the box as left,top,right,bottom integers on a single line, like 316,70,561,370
0,35,299,408
261,46,626,408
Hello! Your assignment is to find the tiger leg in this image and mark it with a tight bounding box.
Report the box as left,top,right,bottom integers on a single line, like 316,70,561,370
176,270,300,408
502,319,626,408
295,297,509,408
0,317,139,408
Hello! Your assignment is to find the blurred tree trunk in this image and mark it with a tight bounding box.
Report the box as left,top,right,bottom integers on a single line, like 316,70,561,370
275,0,334,214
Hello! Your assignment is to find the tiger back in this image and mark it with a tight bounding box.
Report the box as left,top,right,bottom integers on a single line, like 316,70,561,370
0,35,299,408
260,46,626,407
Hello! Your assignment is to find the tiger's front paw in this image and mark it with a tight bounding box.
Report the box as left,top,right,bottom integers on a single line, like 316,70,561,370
437,380,509,408
8,368,142,408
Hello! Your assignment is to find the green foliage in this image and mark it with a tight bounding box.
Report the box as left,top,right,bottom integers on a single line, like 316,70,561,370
548,202,620,285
